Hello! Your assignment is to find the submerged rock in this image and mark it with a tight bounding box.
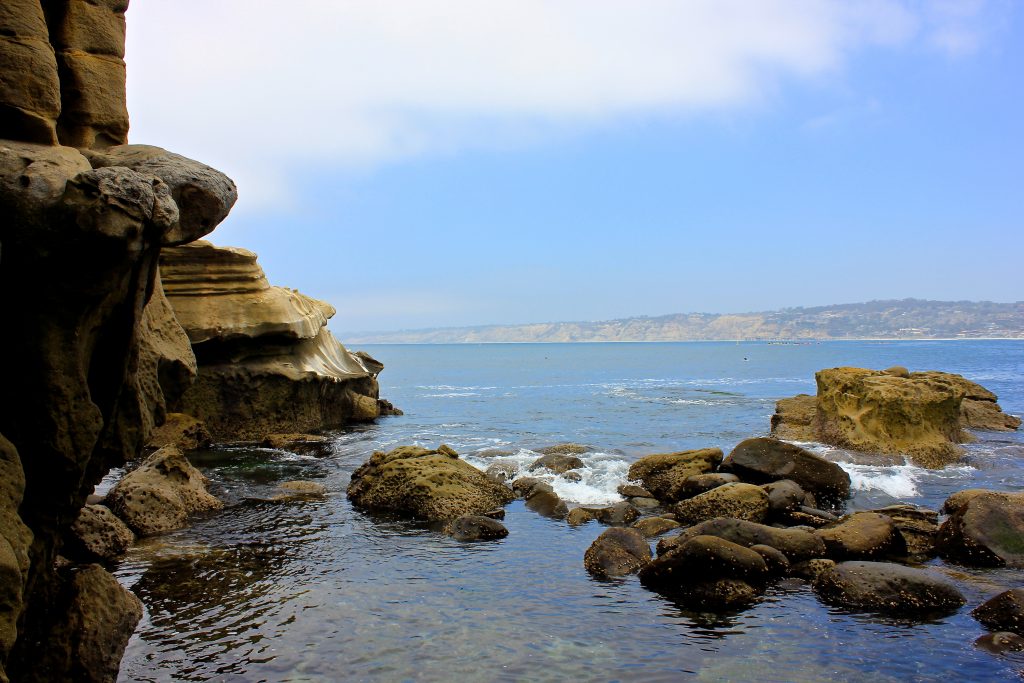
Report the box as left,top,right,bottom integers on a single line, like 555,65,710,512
626,448,722,503
528,453,584,474
720,438,850,505
273,481,328,500
674,483,769,525
937,490,1024,567
975,632,1024,655
813,561,965,615
347,446,514,521
973,589,1024,637
106,446,222,536
261,433,333,457
445,515,509,542
584,528,652,578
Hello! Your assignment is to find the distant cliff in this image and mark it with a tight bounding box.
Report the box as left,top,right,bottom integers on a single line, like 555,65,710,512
346,299,1024,343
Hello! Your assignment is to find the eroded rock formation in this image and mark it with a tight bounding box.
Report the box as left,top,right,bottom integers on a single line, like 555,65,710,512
0,2,237,680
160,240,386,440
771,367,1019,467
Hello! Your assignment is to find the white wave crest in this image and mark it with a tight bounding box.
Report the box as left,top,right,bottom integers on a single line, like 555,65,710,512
463,448,628,506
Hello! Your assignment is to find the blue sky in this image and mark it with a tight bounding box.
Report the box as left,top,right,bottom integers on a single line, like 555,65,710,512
125,1,1023,333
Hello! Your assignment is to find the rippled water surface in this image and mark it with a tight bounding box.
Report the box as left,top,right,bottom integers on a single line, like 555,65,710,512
116,341,1024,681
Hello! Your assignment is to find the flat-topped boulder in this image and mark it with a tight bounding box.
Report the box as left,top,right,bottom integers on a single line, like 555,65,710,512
771,367,1018,468
347,445,514,522
626,448,722,503
161,241,391,440
813,561,965,615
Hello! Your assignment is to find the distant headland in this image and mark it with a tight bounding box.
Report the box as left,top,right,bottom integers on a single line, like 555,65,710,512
346,299,1024,343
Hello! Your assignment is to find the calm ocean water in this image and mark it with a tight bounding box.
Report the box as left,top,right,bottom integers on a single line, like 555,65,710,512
115,341,1024,682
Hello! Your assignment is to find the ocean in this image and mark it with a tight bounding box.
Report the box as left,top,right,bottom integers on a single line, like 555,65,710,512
114,340,1024,681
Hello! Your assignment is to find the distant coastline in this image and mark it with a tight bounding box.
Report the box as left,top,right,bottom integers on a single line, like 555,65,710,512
345,299,1024,344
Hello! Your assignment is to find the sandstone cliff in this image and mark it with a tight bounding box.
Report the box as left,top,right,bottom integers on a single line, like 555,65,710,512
160,241,386,440
0,2,236,681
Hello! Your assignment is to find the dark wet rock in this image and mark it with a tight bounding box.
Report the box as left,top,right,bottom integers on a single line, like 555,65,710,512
674,483,769,525
720,437,850,505
763,479,806,513
567,508,596,526
146,413,212,452
630,496,660,509
272,481,327,501
673,517,827,562
445,515,509,542
942,489,992,516
790,559,836,582
347,445,514,522
786,507,839,528
485,462,520,484
106,445,222,536
816,512,906,560
679,473,741,499
973,589,1024,636
632,517,681,538
44,564,143,683
770,393,818,442
65,505,134,563
510,477,545,498
975,632,1024,654
584,528,652,578
524,483,568,519
875,504,939,558
260,433,332,457
626,448,723,503
563,471,583,483
618,484,653,498
528,453,585,474
578,502,639,526
482,508,506,520
813,561,965,614
937,490,1024,567
750,544,790,575
538,443,589,456
641,535,768,587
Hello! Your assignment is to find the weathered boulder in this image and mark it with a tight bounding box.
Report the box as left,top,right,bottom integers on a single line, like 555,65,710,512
641,535,768,587
677,473,740,499
790,558,836,582
674,482,769,525
626,448,722,503
0,434,32,673
65,505,134,563
106,446,222,536
975,632,1024,654
528,453,584,474
874,504,938,558
815,512,905,560
618,484,654,498
41,564,142,683
0,0,61,144
510,477,544,498
484,461,519,484
273,481,328,500
524,483,568,519
347,446,514,521
721,438,850,505
567,508,595,526
444,515,509,542
750,544,790,575
771,368,1017,468
762,479,806,513
770,394,817,442
671,517,827,562
973,589,1024,637
632,517,680,538
538,443,588,456
584,527,652,578
813,561,965,614
146,413,211,452
161,241,385,440
260,433,332,457
937,490,1024,567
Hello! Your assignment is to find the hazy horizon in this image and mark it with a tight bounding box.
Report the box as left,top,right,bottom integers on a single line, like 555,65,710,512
126,2,1024,332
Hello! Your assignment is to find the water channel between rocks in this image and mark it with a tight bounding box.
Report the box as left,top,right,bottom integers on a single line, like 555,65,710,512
114,340,1024,682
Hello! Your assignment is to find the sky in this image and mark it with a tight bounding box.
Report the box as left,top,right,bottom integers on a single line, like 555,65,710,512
125,1,1024,333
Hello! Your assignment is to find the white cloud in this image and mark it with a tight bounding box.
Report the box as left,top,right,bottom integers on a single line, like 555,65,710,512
123,1,991,212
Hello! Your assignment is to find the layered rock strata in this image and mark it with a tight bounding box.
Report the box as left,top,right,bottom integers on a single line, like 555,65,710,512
771,367,1019,467
0,2,238,679
160,241,386,440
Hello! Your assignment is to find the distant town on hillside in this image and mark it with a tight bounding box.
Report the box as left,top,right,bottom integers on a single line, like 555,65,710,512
346,299,1024,344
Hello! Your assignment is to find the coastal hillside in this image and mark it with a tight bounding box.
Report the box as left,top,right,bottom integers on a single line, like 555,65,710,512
346,299,1024,343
